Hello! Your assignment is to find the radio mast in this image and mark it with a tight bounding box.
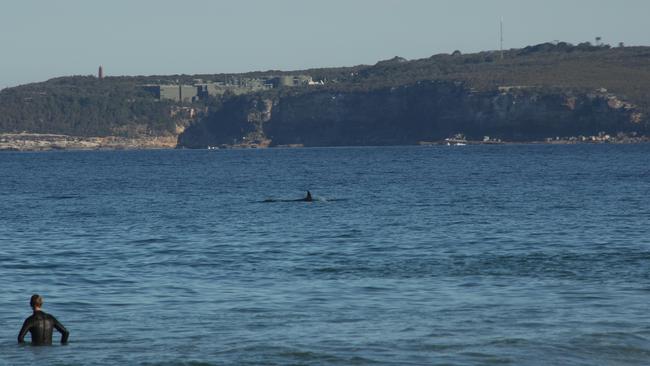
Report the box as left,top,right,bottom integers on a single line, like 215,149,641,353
500,17,504,59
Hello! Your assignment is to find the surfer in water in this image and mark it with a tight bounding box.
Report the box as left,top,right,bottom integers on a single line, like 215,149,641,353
304,191,313,202
18,294,69,345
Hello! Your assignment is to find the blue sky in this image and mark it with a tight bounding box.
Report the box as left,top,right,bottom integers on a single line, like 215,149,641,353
1,0,648,88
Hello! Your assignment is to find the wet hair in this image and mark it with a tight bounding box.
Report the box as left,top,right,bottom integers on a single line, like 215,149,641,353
30,294,43,308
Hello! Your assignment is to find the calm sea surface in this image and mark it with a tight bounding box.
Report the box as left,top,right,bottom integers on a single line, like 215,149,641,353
0,145,649,365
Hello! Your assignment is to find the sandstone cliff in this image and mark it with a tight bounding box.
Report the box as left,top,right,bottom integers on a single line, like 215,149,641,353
178,81,647,148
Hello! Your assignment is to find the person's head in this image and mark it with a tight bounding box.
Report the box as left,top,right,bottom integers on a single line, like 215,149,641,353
30,294,43,310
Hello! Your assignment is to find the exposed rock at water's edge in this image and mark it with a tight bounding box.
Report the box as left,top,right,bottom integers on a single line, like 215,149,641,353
0,133,178,151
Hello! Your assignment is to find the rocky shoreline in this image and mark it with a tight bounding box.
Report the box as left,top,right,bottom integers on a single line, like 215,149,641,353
2,132,647,152
0,133,178,151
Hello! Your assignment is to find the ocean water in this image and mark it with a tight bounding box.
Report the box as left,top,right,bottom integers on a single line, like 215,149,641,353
0,145,649,366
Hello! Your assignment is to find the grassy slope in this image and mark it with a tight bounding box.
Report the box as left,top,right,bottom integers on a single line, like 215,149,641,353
327,44,650,111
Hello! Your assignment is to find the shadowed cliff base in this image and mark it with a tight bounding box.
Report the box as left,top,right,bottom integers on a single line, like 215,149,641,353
178,81,647,148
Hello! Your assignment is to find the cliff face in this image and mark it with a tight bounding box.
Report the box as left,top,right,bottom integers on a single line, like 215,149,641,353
178,81,647,148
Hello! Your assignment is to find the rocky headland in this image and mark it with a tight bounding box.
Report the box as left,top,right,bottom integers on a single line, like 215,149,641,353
1,42,649,151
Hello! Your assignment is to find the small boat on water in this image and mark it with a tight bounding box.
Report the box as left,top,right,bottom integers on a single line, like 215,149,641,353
445,140,467,146
445,133,468,146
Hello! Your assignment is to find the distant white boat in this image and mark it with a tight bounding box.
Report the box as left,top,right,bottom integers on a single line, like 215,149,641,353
444,134,468,146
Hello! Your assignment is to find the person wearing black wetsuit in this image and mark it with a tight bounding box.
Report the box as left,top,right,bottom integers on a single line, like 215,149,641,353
18,294,69,345
304,191,313,202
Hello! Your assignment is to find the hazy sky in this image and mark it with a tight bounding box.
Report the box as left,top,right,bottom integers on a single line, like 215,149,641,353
1,0,648,88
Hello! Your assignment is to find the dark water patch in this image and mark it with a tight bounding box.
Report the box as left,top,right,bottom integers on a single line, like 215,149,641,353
229,307,271,314
287,249,650,281
216,345,380,365
56,210,105,219
417,342,470,352
2,261,68,270
44,195,83,200
566,332,650,362
74,276,139,286
333,231,364,239
127,237,174,245
458,352,515,365
142,362,218,366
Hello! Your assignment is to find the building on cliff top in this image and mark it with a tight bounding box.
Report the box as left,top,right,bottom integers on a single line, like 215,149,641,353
142,75,318,102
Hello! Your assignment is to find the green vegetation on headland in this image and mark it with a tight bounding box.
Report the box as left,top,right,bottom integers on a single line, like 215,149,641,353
1,41,649,150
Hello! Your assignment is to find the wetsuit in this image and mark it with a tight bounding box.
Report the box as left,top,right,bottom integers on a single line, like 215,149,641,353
18,311,69,345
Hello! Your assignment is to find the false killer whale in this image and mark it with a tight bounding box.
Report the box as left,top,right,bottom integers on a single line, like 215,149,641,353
303,191,313,202
262,191,314,203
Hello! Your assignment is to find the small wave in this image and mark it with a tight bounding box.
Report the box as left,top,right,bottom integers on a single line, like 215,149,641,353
216,345,377,365
458,351,514,364
142,362,218,366
44,195,81,200
229,306,270,313
567,332,650,360
128,237,169,245
285,248,650,282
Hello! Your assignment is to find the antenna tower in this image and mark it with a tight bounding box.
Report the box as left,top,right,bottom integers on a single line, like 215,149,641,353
500,18,504,59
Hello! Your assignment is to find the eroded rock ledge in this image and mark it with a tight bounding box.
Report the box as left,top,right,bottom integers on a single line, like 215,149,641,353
0,133,178,151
